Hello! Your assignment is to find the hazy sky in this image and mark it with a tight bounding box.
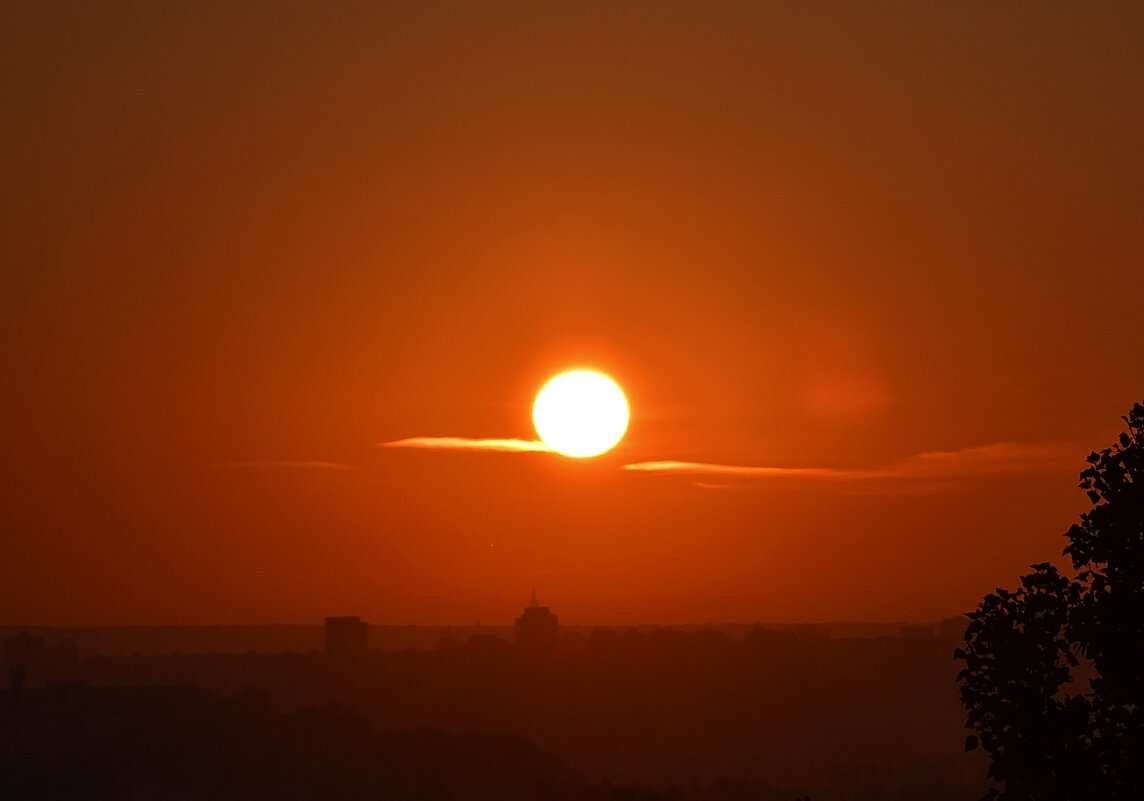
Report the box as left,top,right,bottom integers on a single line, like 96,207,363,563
3,1,1142,625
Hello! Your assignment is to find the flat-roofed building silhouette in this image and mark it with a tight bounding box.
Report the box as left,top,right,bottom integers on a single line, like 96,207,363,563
324,616,368,657
514,591,558,651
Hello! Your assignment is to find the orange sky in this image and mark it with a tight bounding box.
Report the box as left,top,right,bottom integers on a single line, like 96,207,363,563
3,2,1142,625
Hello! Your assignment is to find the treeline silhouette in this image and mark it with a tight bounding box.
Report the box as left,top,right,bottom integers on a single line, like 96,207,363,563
5,622,982,800
1,683,799,801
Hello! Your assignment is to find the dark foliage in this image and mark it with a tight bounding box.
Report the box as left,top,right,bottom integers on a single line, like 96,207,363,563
45,623,973,798
0,684,807,801
956,401,1144,801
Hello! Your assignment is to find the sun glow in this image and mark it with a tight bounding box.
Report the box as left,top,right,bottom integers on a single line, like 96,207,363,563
533,371,629,457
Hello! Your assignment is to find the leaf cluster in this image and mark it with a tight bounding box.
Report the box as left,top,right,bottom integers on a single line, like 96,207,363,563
955,402,1144,801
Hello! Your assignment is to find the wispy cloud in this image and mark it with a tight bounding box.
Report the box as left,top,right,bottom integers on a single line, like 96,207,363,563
379,433,1074,492
625,442,1076,485
692,481,747,491
217,460,357,471
382,437,552,453
624,461,858,479
893,442,1073,479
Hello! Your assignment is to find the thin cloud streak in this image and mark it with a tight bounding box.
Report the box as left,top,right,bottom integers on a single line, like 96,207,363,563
218,461,356,471
899,442,1072,478
625,442,1077,482
626,461,858,479
692,481,748,491
382,437,552,453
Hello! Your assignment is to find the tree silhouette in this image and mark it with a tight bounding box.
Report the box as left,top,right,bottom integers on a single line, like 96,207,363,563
956,400,1144,801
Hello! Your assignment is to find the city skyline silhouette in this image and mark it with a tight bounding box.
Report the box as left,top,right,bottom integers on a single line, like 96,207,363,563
4,2,1142,799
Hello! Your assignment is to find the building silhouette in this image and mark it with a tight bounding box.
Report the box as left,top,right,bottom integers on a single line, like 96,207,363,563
4,631,78,687
514,591,558,651
324,616,368,657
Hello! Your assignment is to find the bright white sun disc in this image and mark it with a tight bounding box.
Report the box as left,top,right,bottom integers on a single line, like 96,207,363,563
533,371,628,457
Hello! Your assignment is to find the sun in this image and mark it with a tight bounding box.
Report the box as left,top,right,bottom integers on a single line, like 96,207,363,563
533,371,629,457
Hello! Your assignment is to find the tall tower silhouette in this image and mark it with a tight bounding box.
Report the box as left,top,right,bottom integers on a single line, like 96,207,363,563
514,591,559,651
